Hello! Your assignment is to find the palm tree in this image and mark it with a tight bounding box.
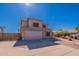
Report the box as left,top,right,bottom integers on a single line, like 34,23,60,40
0,26,5,40
0,26,5,33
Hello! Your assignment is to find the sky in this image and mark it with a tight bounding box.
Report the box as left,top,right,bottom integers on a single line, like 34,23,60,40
0,3,79,32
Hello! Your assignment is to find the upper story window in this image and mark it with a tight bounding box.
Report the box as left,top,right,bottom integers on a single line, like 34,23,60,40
43,25,46,28
33,22,39,27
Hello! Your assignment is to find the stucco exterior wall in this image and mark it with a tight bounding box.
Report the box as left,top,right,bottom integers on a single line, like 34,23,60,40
21,20,27,28
22,30,43,40
43,29,53,39
28,19,46,28
20,18,53,40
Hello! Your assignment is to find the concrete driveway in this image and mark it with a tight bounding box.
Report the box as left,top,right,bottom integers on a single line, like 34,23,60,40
0,38,79,56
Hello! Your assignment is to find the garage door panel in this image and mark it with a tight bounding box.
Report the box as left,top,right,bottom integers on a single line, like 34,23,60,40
24,31,42,40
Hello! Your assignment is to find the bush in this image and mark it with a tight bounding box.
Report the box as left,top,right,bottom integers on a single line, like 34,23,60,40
54,29,70,37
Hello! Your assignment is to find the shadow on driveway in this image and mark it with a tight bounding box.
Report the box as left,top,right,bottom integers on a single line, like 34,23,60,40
13,38,60,50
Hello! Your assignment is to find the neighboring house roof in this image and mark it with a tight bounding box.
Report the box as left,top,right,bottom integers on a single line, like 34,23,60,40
67,30,77,34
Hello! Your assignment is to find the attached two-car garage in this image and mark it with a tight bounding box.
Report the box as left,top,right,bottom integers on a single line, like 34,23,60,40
23,31,43,40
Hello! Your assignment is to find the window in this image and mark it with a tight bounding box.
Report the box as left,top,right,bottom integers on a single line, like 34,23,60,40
43,25,46,28
33,22,39,27
46,32,50,36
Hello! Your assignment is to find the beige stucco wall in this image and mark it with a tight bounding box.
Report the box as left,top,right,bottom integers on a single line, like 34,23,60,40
21,19,46,30
21,19,48,32
21,29,53,40
21,20,27,28
20,18,53,40
22,30,43,40
28,19,47,28
43,29,53,39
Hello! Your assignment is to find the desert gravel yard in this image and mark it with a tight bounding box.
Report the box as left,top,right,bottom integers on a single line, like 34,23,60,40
0,38,79,56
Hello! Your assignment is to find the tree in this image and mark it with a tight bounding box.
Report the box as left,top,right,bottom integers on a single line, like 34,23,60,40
0,26,5,33
75,26,79,32
0,26,5,40
54,29,71,37
54,29,66,37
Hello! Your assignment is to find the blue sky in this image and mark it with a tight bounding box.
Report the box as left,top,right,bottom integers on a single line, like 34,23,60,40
0,3,79,32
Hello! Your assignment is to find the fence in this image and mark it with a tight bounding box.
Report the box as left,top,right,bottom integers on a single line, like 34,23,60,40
0,33,21,41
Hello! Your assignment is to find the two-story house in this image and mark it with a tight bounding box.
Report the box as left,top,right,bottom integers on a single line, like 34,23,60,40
20,17,53,40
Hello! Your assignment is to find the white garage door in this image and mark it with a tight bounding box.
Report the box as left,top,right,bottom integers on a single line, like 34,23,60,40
24,31,43,40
